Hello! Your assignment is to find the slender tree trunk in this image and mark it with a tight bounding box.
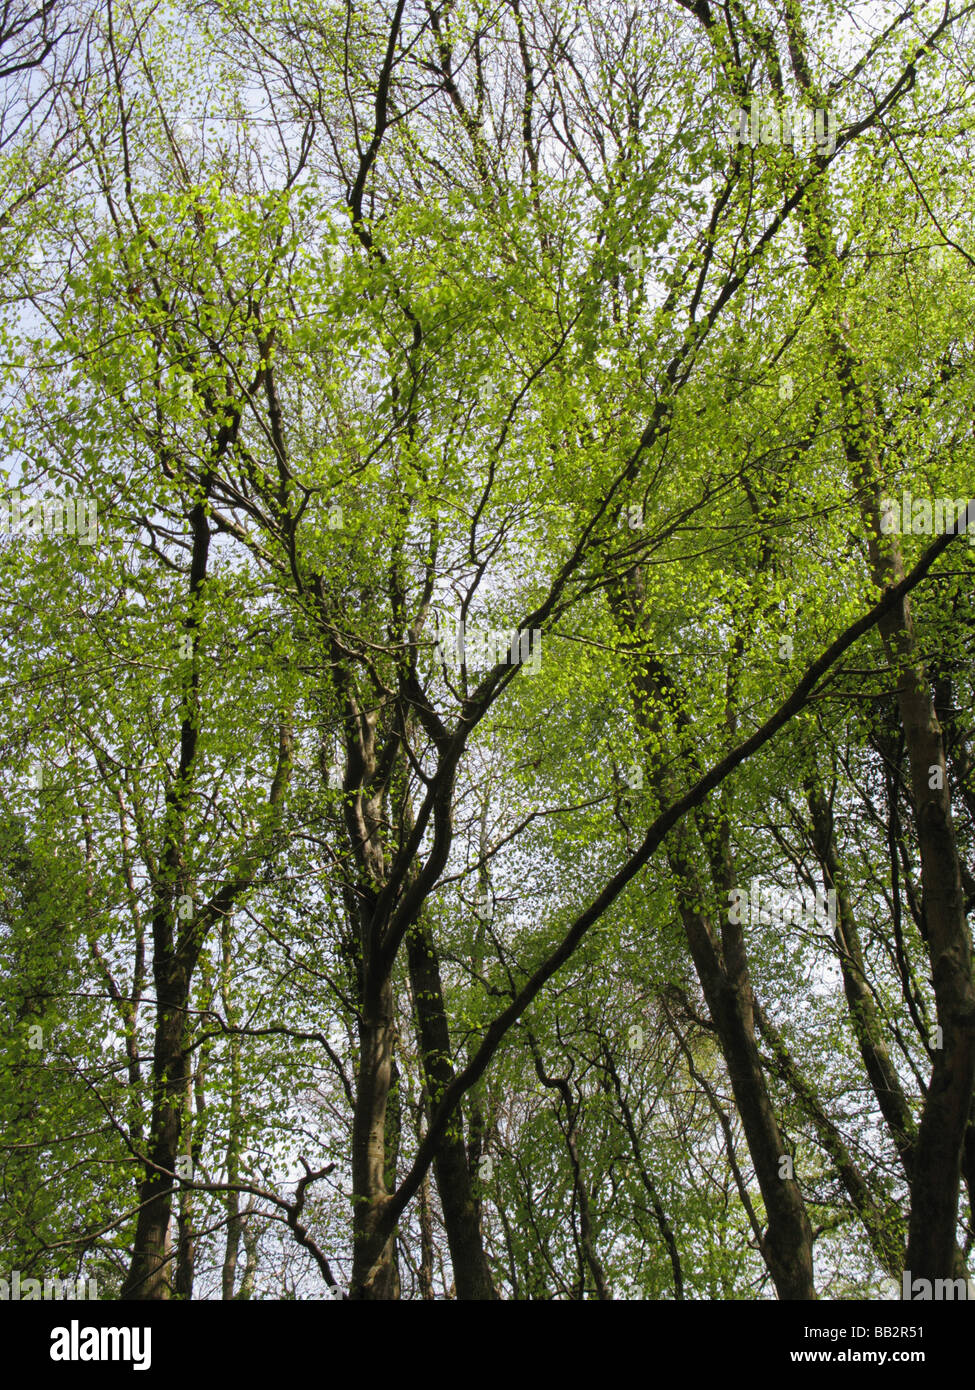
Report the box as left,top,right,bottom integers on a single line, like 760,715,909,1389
174,1070,196,1299
174,1196,195,1300
669,836,815,1298
620,635,816,1298
237,1214,258,1300
933,675,975,1231
221,916,243,1300
565,1124,610,1300
529,1036,610,1300
806,777,918,1173
601,1043,685,1298
754,998,904,1276
418,1169,435,1300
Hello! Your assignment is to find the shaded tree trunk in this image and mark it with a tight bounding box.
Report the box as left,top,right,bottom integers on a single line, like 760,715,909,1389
616,613,816,1299
408,919,496,1299
121,948,189,1299
350,971,400,1299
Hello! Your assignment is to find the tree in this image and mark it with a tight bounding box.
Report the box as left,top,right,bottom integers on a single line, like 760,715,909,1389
2,0,974,1301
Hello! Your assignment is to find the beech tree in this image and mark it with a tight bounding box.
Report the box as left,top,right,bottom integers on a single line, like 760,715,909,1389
2,0,974,1301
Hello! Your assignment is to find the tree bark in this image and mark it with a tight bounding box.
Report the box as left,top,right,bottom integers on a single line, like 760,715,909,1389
669,834,815,1298
121,953,188,1299
349,972,400,1299
619,633,816,1299
408,921,496,1298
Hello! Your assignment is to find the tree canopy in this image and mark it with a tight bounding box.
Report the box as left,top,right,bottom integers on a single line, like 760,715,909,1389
2,0,975,1305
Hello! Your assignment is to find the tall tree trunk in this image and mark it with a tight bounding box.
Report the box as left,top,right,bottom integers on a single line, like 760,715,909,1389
221,914,243,1300
122,490,212,1301
619,630,816,1298
407,919,496,1299
836,347,975,1285
237,1213,258,1300
754,999,904,1276
668,833,815,1298
349,972,400,1299
805,777,918,1173
121,954,188,1299
779,0,975,1286
418,1169,435,1300
174,1070,196,1300
673,0,975,1289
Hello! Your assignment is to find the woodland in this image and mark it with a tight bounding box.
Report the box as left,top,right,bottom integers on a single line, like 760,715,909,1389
1,0,974,1302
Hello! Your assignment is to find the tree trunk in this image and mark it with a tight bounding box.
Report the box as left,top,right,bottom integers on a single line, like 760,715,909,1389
780,2,975,1286
121,956,188,1299
622,641,816,1298
407,920,496,1299
349,973,400,1299
418,1170,435,1299
754,998,904,1276
174,1070,196,1300
806,777,918,1173
669,835,815,1298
